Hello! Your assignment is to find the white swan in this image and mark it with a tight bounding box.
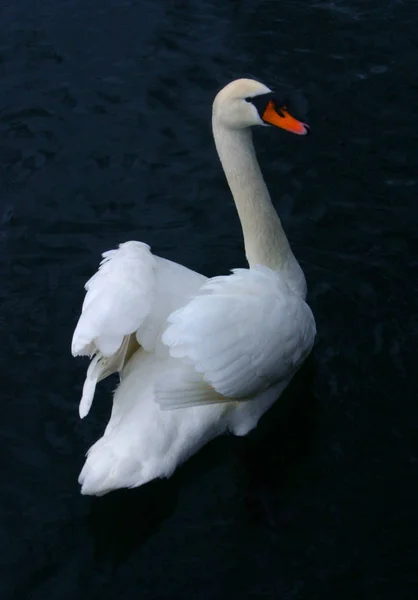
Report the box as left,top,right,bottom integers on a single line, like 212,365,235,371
72,78,316,496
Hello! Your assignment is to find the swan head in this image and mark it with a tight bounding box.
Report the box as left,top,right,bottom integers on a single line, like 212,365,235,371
212,78,309,135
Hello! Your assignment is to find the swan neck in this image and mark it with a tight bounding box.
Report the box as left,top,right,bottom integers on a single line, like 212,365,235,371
213,121,301,280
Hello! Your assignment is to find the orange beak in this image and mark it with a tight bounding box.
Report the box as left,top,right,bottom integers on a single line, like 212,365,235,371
262,100,309,135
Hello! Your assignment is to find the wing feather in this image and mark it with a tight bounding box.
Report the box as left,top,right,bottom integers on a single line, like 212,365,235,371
71,241,156,417
72,241,155,357
162,266,316,402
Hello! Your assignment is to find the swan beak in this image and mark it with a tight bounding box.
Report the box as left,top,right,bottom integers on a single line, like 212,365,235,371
262,100,309,136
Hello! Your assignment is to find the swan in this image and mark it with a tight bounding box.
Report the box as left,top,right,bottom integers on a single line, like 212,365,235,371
72,78,316,496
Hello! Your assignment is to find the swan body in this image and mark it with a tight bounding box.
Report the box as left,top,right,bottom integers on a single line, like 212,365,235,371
72,79,316,496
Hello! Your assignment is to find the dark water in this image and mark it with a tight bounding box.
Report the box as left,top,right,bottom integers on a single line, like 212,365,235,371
1,1,417,598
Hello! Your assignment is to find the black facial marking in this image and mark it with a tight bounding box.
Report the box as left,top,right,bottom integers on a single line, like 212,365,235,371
277,90,308,121
248,89,308,122
247,92,274,119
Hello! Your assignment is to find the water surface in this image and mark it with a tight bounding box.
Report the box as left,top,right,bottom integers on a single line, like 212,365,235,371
1,1,417,599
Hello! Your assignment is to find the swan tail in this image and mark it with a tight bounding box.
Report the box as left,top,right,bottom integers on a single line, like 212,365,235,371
78,441,154,496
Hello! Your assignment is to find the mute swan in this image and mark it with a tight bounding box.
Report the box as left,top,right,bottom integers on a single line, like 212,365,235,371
72,78,316,496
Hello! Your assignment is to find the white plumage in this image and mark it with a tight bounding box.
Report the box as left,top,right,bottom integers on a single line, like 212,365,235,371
73,242,155,358
72,78,316,495
162,266,314,400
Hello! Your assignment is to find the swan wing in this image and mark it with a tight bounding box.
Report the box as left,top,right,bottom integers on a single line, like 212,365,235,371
72,241,156,417
160,266,316,406
72,241,155,357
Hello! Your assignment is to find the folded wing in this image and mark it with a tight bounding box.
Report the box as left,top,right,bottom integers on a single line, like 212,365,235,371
160,266,316,406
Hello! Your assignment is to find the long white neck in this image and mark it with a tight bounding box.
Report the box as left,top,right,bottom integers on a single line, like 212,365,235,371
212,120,306,297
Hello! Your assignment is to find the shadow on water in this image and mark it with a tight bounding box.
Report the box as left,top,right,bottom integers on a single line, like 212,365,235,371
84,434,233,564
85,477,178,564
232,355,319,532
85,356,318,562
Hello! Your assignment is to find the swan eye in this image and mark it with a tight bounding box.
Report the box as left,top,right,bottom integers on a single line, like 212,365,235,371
245,97,252,103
